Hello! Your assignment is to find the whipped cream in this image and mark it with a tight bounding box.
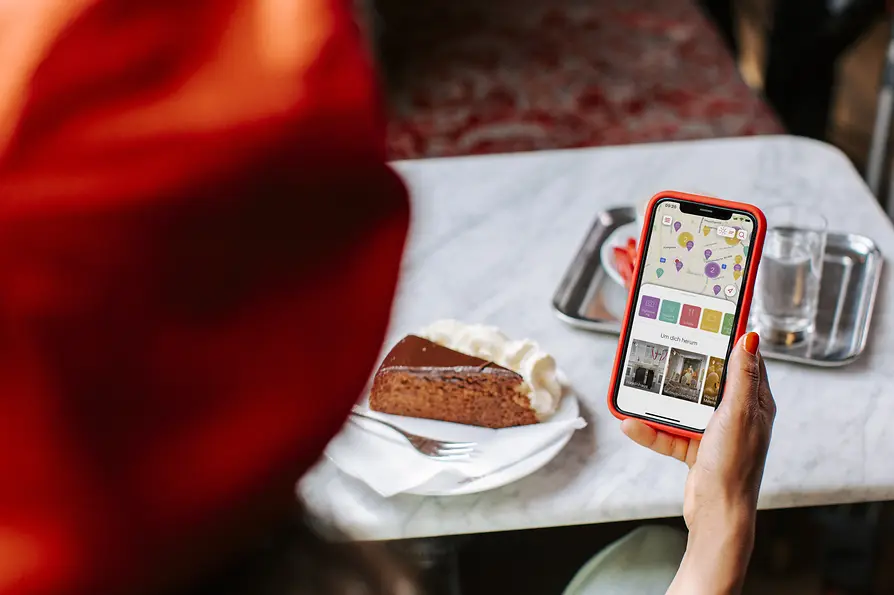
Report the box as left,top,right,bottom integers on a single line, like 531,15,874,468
417,320,563,420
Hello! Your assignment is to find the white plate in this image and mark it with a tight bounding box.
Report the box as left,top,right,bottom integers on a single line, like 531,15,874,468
328,391,580,497
409,393,580,496
599,221,640,288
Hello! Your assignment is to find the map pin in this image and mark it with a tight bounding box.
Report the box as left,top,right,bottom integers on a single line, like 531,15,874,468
656,267,664,278
703,226,711,236
734,263,742,272
675,260,683,272
735,255,743,264
686,240,694,251
713,284,721,295
673,221,681,232
704,249,712,259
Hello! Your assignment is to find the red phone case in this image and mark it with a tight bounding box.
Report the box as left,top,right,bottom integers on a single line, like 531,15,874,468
606,190,767,440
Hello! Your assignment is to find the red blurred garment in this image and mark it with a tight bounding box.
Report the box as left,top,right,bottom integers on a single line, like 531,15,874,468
0,1,408,594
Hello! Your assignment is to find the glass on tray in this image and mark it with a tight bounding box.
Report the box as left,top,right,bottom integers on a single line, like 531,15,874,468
753,205,827,346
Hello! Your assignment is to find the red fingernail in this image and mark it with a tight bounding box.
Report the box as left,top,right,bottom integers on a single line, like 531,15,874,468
744,332,760,354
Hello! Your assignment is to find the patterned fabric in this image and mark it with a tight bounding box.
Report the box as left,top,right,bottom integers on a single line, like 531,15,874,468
379,0,783,159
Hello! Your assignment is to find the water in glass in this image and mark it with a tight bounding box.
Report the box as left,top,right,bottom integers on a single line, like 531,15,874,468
756,226,825,343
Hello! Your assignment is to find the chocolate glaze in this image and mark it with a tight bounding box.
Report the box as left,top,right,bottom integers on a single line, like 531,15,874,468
378,335,521,377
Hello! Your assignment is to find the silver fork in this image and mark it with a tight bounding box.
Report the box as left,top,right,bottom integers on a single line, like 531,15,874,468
349,407,476,460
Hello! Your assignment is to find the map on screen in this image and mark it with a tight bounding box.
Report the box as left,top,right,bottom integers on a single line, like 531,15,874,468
640,202,755,303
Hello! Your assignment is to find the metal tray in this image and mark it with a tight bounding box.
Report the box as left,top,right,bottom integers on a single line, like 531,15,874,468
553,207,884,367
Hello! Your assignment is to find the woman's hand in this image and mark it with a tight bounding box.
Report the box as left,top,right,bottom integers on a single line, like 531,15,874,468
621,332,776,594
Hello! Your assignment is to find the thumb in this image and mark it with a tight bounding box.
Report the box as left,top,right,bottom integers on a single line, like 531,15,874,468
717,332,763,419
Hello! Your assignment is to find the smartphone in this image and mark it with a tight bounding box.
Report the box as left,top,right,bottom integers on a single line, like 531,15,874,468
607,191,766,439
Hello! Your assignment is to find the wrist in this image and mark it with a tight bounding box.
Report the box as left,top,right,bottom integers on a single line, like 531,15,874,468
676,509,755,595
689,498,755,542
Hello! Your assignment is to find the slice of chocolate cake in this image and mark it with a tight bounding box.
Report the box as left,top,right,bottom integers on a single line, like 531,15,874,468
369,335,539,428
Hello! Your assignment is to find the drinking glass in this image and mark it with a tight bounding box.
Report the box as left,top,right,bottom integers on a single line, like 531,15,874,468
754,205,827,345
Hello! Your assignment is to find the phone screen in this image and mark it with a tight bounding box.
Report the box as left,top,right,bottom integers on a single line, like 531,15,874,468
613,197,757,432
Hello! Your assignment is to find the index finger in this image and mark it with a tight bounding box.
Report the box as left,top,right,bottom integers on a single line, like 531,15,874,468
717,332,764,420
757,354,777,421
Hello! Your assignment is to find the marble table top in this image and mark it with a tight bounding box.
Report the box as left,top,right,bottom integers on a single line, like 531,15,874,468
299,136,894,541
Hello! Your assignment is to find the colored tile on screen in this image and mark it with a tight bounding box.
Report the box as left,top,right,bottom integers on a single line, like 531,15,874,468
721,313,735,336
639,295,660,319
659,300,681,323
679,304,701,328
700,309,723,333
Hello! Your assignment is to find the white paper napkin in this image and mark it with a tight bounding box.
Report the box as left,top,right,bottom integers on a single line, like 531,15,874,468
325,409,586,497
